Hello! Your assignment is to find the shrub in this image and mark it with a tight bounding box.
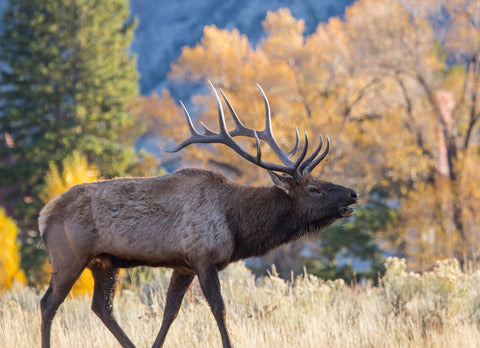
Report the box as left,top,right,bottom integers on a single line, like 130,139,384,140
0,207,26,291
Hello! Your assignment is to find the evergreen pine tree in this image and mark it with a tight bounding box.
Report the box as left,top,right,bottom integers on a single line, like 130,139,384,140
0,0,139,201
0,0,139,283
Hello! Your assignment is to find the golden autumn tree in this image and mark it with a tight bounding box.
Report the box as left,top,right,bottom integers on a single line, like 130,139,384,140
308,0,444,268
132,90,191,172
165,1,480,272
171,25,253,88
331,0,480,268
39,152,100,295
0,207,26,291
436,0,480,261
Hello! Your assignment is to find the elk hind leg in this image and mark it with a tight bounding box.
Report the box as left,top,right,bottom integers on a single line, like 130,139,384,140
90,259,135,348
41,261,86,348
152,269,195,348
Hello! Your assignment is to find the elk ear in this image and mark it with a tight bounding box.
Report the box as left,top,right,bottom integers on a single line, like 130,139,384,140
268,171,295,194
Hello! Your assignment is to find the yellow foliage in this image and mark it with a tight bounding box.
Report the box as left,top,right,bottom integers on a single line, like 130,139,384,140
0,208,26,291
134,90,186,147
40,152,100,296
165,1,480,268
42,262,95,297
40,151,100,204
261,9,305,60
170,25,252,87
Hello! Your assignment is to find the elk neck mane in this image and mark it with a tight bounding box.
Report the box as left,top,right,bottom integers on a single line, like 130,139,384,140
224,179,325,262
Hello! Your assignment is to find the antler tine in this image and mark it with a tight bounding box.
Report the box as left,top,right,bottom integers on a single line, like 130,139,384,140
253,130,262,164
161,101,203,153
219,88,253,137
207,81,274,168
293,131,309,170
208,80,230,136
286,127,300,159
255,84,291,163
255,84,274,140
220,86,300,165
298,134,323,174
257,85,301,160
303,136,330,174
200,121,217,136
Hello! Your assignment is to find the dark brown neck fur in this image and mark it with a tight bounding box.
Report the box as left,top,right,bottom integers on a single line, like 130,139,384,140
226,185,334,262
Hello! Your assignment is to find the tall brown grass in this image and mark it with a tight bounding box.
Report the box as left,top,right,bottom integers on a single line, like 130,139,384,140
1,257,480,347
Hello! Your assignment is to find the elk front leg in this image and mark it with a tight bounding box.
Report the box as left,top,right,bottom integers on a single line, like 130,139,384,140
90,263,135,348
151,269,195,348
197,264,232,348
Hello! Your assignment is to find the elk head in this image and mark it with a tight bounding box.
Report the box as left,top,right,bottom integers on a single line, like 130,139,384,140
268,171,359,233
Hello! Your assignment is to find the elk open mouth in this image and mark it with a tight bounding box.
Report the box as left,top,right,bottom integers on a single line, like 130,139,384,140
339,206,356,217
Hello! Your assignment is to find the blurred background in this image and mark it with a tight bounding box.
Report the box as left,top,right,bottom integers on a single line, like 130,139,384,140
0,0,479,293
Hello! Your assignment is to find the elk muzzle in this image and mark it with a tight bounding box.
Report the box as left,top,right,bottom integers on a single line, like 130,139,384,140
339,190,359,217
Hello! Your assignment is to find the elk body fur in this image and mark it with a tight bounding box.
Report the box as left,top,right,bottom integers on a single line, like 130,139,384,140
40,170,237,269
39,83,359,348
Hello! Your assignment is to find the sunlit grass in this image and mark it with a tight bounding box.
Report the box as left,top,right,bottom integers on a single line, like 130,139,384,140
1,258,480,347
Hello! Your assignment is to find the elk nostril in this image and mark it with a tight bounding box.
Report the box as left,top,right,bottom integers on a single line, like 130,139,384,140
351,192,359,201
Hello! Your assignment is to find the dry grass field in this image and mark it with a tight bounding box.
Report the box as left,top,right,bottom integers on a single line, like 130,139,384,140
1,258,480,348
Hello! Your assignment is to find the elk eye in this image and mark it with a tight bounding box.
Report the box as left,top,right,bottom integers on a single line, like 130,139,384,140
308,186,320,194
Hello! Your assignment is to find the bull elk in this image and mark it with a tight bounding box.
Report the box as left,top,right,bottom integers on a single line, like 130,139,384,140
39,82,359,348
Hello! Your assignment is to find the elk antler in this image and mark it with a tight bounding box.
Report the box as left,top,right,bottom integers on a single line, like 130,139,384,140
162,81,330,182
